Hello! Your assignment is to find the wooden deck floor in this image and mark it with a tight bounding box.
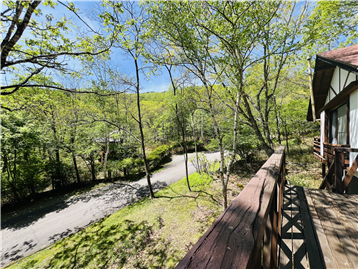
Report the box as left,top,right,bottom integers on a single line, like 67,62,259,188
279,185,358,269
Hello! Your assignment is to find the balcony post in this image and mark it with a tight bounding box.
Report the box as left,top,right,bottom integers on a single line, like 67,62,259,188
335,149,344,193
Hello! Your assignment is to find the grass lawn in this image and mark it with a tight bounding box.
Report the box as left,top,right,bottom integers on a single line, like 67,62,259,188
6,171,250,269
286,142,322,189
6,143,321,269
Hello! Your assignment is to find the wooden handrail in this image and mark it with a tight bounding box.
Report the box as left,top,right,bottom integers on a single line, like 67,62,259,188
313,139,357,193
334,147,358,153
334,147,358,193
342,154,358,191
323,142,350,147
176,146,286,269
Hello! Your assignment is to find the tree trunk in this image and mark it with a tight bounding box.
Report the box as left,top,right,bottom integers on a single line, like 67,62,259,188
167,65,191,191
135,58,154,199
11,150,20,201
242,95,274,157
2,154,8,173
7,165,19,201
206,84,227,209
192,112,199,172
221,183,228,210
50,111,62,189
90,152,96,181
224,91,240,204
218,138,226,210
177,107,191,191
200,110,204,142
103,132,110,181
284,121,290,154
72,151,80,184
70,132,80,184
275,102,282,144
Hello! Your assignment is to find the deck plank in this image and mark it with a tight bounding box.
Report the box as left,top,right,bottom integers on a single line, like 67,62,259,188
312,189,355,269
291,186,307,269
321,191,358,268
333,193,358,231
298,187,325,269
325,207,358,268
304,188,337,268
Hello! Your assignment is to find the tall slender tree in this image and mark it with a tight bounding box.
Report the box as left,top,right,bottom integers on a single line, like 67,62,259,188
98,1,155,198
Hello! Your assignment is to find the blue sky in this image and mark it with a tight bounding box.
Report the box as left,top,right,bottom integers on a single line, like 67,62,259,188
1,0,173,93
45,0,174,93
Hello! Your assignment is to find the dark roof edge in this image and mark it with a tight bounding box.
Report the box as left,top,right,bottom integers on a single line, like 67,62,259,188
317,55,358,75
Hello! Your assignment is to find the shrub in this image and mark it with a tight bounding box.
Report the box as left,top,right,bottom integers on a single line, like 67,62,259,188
44,160,75,188
120,158,137,175
146,154,161,168
18,155,49,195
188,173,213,188
205,139,219,152
150,145,170,159
190,153,220,175
147,145,171,169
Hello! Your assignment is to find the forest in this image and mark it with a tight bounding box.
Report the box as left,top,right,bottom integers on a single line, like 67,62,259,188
1,0,357,209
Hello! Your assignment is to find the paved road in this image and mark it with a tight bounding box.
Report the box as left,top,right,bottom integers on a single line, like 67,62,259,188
1,152,220,267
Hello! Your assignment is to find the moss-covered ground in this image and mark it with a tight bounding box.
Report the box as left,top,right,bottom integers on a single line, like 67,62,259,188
6,170,252,269
286,142,322,189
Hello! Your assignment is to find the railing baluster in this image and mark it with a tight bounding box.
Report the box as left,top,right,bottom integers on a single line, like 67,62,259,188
335,149,344,193
271,185,278,269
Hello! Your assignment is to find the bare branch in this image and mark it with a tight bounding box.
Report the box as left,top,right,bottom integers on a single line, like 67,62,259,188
1,84,126,96
58,1,101,35
1,1,42,68
90,119,141,143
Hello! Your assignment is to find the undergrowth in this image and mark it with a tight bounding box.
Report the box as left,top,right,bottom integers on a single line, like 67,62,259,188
6,143,321,269
286,142,322,189
6,171,250,269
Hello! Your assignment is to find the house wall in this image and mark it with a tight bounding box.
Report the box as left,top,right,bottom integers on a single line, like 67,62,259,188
350,89,358,168
320,111,325,156
330,67,340,98
328,68,356,103
325,95,329,106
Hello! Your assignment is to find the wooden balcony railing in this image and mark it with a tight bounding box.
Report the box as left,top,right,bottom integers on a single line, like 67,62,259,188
320,146,358,193
176,146,286,269
313,136,320,158
313,136,350,166
324,142,351,167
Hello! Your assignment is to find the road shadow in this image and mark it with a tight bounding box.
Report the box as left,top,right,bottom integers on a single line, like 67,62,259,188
1,181,167,231
1,155,175,229
2,181,169,267
18,219,181,269
1,239,38,266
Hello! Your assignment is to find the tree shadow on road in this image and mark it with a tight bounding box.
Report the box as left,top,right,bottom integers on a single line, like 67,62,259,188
1,181,168,231
2,181,169,267
20,218,179,269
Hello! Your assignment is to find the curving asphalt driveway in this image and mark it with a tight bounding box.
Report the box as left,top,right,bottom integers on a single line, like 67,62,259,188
1,152,220,267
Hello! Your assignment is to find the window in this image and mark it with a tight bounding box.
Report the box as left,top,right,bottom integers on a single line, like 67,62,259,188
329,103,347,144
